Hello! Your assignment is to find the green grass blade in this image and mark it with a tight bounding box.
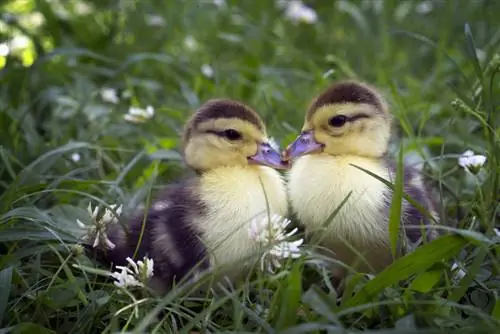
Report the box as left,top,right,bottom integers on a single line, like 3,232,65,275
275,261,303,329
341,234,469,308
464,23,484,81
389,147,404,257
0,267,13,326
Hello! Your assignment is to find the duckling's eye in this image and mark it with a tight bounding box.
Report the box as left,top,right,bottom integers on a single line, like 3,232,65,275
221,129,242,141
328,115,348,127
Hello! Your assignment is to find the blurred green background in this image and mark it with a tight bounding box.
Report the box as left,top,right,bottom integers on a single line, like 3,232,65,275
0,0,499,332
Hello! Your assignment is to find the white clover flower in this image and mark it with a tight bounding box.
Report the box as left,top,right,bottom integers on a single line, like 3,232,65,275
0,43,9,56
249,214,304,273
145,14,166,27
283,1,318,24
71,153,81,162
183,35,199,51
100,87,119,104
458,150,486,174
201,64,214,78
111,256,154,288
74,1,93,15
110,266,141,288
121,89,132,99
212,0,226,7
451,261,466,281
76,202,123,250
22,12,45,28
269,239,303,259
124,105,155,123
415,1,433,14
9,35,31,52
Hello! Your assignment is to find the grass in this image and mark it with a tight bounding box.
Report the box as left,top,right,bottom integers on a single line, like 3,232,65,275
0,0,499,332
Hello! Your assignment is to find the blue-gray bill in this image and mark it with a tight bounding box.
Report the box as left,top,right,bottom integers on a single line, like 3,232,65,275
248,142,289,170
282,130,324,161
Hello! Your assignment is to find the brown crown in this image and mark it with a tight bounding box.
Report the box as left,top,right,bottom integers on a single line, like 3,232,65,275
306,81,384,120
182,99,264,145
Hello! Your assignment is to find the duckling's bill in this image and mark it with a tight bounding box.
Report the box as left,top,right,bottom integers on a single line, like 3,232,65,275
282,130,324,161
249,142,289,169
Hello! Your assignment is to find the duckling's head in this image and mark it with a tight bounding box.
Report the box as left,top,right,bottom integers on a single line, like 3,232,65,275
182,99,288,172
283,81,393,161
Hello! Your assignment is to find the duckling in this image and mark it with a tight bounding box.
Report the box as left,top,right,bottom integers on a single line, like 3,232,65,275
105,99,289,293
282,80,439,279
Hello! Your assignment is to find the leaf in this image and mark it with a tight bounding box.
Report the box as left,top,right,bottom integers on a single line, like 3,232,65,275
464,23,483,80
0,267,13,325
389,147,404,257
450,246,488,302
410,269,443,293
18,141,92,185
275,262,303,329
7,323,56,334
302,285,340,324
391,29,468,84
492,298,500,320
336,0,369,36
341,234,469,308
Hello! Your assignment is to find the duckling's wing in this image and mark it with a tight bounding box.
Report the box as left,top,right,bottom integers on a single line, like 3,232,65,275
105,178,210,289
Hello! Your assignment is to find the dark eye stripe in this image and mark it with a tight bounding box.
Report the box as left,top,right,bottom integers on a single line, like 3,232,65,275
347,113,371,122
205,130,242,140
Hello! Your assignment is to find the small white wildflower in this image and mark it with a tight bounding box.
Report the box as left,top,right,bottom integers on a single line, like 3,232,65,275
74,1,93,15
76,202,123,250
71,153,81,162
458,150,486,174
451,261,466,281
213,0,226,7
284,1,317,24
111,256,154,288
0,43,9,56
494,228,500,237
137,257,155,280
249,214,298,243
184,35,199,51
201,64,214,78
249,214,304,273
124,105,155,123
415,1,433,14
110,267,142,288
121,89,132,99
9,35,30,51
22,12,45,28
100,87,119,104
269,238,303,259
145,14,166,27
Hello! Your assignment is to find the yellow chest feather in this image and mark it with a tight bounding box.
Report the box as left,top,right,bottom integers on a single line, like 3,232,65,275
195,166,288,268
287,154,391,250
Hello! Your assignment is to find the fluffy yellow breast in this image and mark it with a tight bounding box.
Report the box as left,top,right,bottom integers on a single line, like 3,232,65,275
287,154,392,271
194,165,288,270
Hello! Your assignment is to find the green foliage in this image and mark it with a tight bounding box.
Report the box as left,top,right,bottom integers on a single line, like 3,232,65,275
0,0,499,332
